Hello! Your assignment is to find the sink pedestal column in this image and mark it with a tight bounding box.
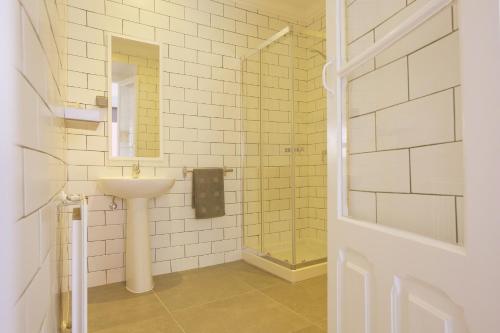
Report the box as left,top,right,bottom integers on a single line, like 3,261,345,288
125,198,153,293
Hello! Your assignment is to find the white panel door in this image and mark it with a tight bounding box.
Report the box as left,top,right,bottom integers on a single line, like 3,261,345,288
325,0,500,332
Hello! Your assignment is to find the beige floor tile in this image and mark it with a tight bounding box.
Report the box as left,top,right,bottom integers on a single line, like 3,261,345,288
171,290,312,333
92,315,184,333
317,320,327,330
292,325,326,333
154,264,254,311
261,275,327,326
88,283,176,332
221,260,288,290
88,262,328,333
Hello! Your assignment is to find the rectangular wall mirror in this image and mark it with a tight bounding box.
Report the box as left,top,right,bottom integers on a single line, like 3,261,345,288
108,35,162,160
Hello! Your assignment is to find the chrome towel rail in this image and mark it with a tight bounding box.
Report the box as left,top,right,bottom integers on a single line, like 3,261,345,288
183,166,234,178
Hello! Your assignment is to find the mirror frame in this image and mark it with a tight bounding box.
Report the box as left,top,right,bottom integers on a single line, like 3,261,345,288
106,33,164,161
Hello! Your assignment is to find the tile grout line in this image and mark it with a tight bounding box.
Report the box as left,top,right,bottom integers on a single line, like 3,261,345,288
159,285,257,314
348,189,463,197
254,287,325,331
152,291,188,333
149,266,263,324
150,264,281,313
349,139,463,156
348,85,460,120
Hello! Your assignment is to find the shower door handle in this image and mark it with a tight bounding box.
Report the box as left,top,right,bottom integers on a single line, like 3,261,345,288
322,60,335,95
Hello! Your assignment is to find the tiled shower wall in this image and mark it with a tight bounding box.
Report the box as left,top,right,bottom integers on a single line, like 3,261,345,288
299,15,327,246
14,0,67,331
260,37,295,255
241,50,262,251
346,0,463,243
64,0,318,286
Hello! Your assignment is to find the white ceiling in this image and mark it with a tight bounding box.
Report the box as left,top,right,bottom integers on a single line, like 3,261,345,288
236,0,325,22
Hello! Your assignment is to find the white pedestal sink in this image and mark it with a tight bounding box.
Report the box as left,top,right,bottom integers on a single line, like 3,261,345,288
98,177,175,293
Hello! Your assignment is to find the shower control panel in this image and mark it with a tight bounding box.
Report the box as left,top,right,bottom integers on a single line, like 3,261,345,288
284,146,305,153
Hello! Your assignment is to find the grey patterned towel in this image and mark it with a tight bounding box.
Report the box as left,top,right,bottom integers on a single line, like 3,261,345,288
192,168,225,219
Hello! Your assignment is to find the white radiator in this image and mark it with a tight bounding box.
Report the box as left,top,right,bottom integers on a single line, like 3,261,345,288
62,192,88,333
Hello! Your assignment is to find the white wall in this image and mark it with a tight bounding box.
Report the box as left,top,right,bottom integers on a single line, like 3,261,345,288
64,0,323,287
13,0,67,332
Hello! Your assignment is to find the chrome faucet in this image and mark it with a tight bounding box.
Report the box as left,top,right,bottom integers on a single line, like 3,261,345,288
132,162,141,179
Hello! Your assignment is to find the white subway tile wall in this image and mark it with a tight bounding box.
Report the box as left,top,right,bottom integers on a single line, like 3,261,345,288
346,2,463,243
65,0,320,286
241,45,261,256
295,16,327,258
15,0,67,331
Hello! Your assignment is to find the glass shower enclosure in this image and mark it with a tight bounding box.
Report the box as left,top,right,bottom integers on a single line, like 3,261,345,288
241,26,327,268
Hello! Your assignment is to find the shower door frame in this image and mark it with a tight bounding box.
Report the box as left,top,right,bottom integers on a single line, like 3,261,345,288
259,26,297,266
241,26,328,269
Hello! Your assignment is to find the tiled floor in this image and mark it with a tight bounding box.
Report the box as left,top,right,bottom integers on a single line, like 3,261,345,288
88,261,327,333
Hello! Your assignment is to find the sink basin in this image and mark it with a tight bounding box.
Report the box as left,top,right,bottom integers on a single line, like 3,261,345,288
98,177,175,199
97,176,176,293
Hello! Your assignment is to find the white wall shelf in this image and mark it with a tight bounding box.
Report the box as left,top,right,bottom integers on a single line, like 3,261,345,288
64,108,106,123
